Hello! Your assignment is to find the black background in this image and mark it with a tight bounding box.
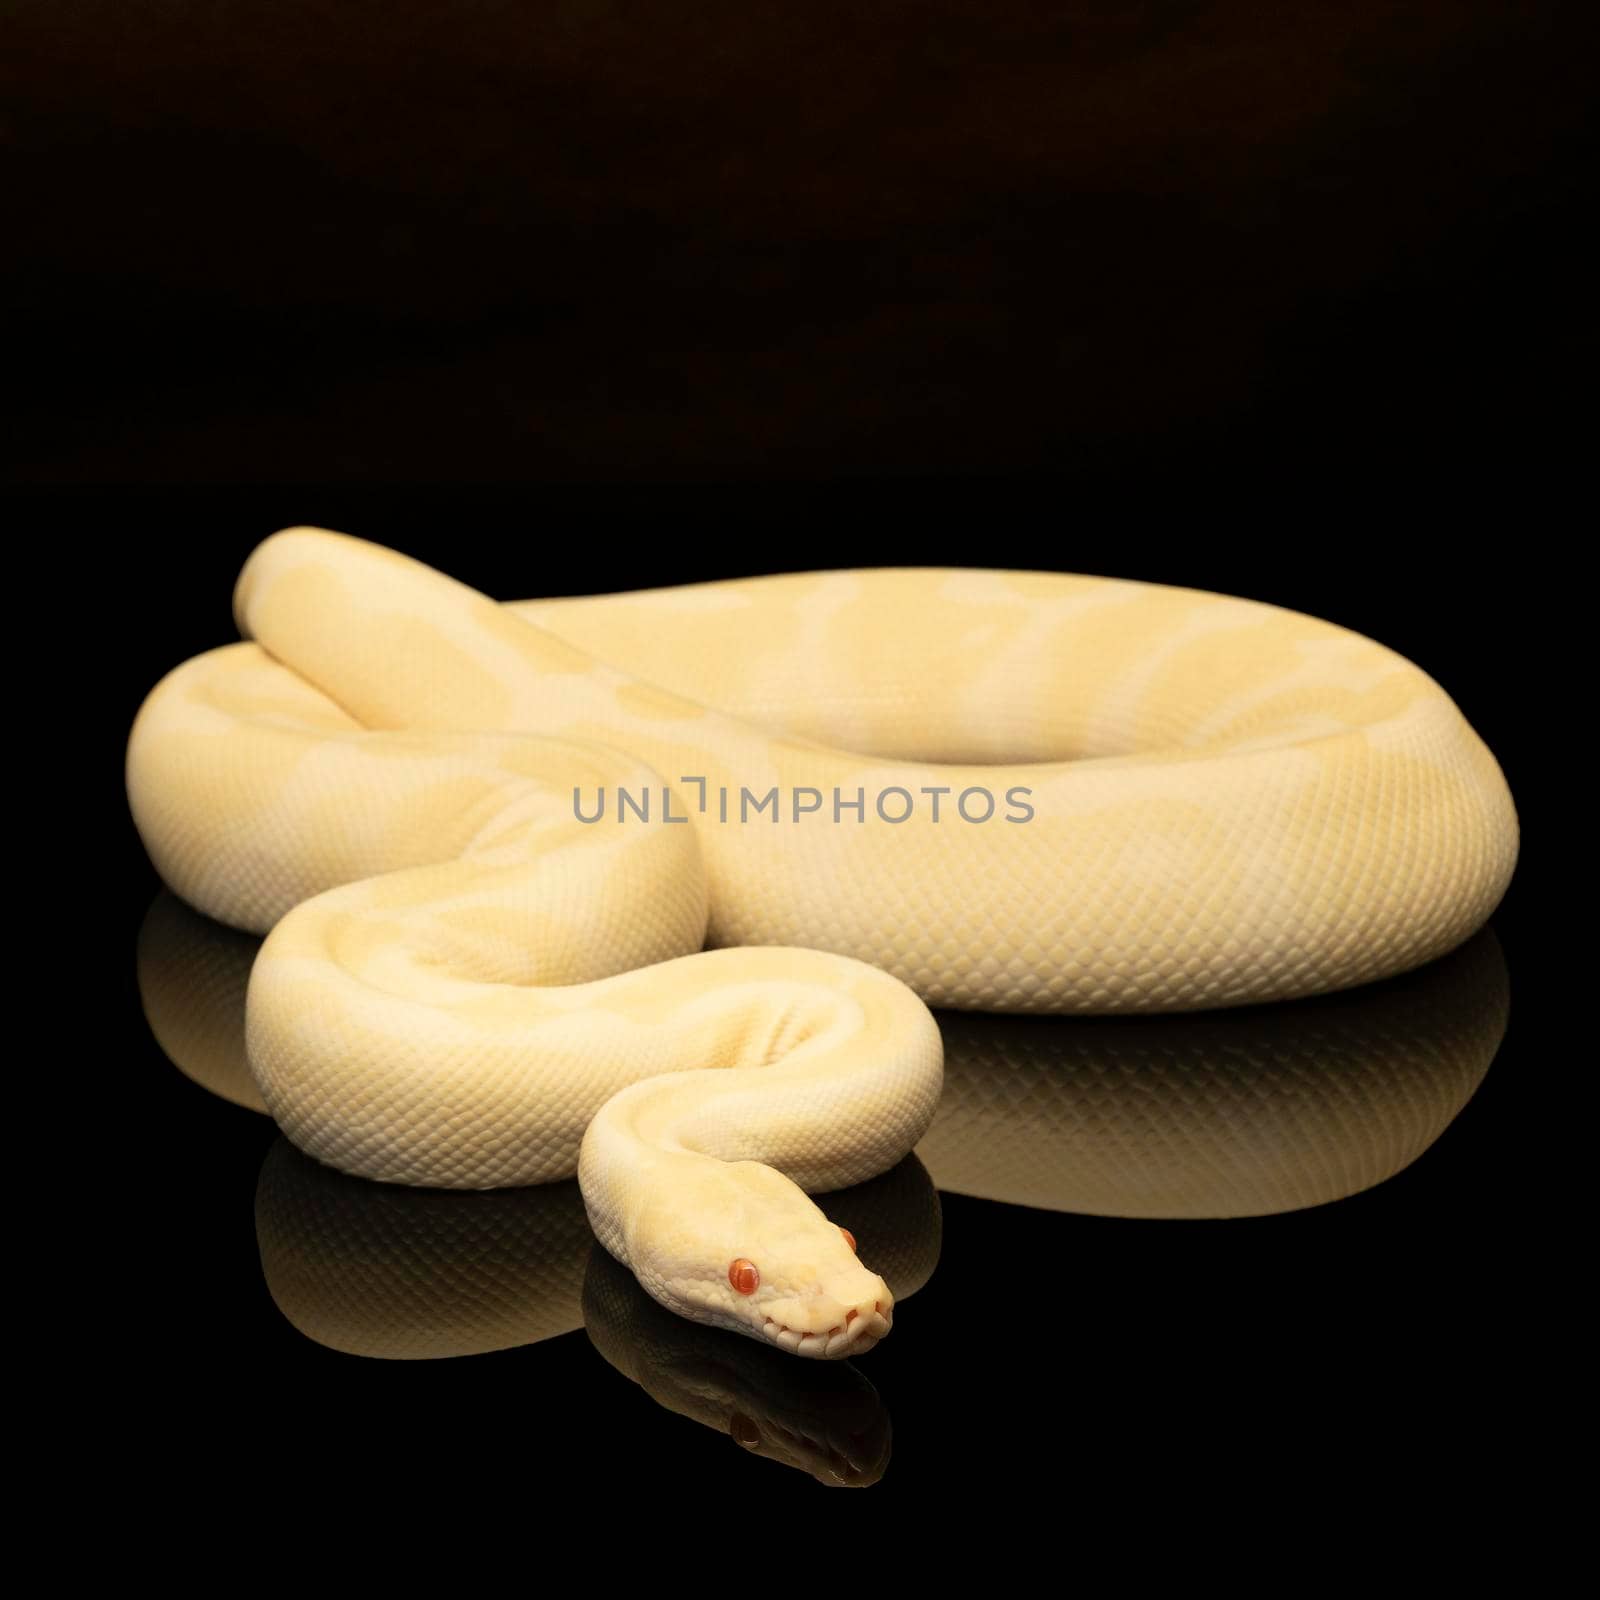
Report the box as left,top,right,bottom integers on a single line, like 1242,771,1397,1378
12,0,1566,1526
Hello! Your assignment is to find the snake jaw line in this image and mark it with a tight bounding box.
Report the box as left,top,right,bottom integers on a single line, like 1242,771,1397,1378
762,1311,890,1360
759,1292,892,1359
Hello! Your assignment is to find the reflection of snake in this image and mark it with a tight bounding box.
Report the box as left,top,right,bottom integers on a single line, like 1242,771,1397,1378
146,899,1501,1477
138,893,266,1114
918,929,1508,1217
127,531,1515,1353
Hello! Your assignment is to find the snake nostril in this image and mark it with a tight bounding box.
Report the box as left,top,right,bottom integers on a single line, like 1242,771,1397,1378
846,1309,858,1323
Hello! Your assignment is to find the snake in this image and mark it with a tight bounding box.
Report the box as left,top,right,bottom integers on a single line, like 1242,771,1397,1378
126,529,1517,1357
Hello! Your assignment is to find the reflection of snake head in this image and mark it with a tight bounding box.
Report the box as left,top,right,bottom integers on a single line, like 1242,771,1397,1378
584,1246,893,1487
621,1158,894,1359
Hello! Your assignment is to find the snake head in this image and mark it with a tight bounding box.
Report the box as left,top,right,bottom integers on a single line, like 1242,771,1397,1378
633,1159,894,1359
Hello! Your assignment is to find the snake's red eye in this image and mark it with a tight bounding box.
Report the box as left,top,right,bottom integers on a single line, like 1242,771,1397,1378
839,1227,857,1253
729,1259,760,1295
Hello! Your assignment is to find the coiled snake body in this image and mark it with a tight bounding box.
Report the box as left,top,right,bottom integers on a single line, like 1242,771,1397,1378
127,531,1517,1355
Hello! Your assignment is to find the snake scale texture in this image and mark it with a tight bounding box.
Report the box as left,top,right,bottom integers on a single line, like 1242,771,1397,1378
127,530,1516,1356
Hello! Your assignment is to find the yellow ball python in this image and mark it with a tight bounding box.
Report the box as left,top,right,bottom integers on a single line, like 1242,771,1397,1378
126,530,1517,1357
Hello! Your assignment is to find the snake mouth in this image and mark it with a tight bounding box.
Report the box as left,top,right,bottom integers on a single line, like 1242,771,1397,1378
760,1300,892,1359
